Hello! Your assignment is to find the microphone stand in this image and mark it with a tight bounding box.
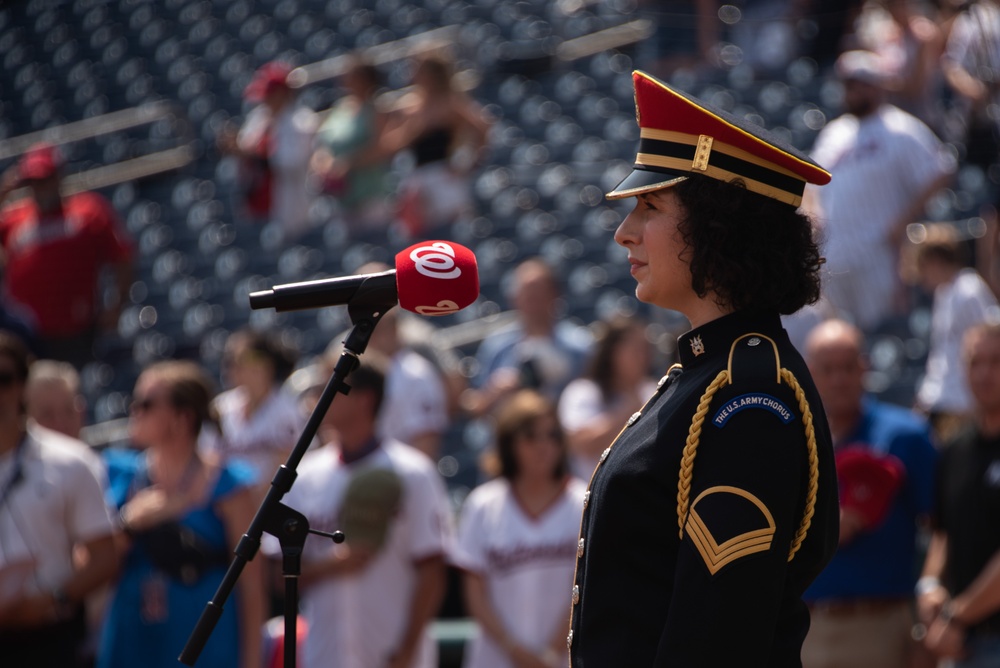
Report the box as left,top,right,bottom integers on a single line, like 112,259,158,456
180,299,391,667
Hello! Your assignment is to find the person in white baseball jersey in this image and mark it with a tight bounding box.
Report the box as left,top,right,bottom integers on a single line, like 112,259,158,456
455,390,586,668
804,50,955,332
213,328,304,490
262,353,451,668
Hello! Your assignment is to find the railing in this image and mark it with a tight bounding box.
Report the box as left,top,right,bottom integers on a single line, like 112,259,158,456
555,19,654,62
0,100,196,196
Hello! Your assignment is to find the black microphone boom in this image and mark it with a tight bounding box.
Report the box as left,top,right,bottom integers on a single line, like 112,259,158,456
248,269,398,312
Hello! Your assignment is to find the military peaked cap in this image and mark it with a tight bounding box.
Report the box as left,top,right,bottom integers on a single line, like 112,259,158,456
606,71,831,207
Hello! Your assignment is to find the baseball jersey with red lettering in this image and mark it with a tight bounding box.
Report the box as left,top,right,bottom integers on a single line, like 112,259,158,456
454,477,586,668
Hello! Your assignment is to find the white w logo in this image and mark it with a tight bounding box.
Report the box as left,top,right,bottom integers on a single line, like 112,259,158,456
410,242,462,280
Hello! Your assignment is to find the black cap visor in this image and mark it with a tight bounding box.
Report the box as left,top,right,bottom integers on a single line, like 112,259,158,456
606,166,689,200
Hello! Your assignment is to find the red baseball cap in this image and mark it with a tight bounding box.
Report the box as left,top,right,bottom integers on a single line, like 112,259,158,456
244,62,292,102
835,445,906,529
18,143,62,180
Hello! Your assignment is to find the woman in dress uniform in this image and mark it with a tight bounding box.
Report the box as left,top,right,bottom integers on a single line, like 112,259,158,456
568,71,840,667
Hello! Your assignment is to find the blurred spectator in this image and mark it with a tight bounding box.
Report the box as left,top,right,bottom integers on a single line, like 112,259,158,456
262,354,451,668
462,258,592,418
853,0,945,126
381,51,493,236
0,332,117,668
804,50,955,332
801,319,938,668
100,361,264,668
23,358,108,665
311,55,392,233
454,390,585,668
361,309,449,459
338,260,463,458
978,203,1000,297
914,225,999,441
557,318,657,480
213,328,304,489
218,62,317,241
941,0,1000,169
919,322,1000,666
0,143,133,369
394,313,468,421
25,359,85,440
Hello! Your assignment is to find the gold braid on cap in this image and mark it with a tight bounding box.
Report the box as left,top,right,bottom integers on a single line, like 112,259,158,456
676,368,820,562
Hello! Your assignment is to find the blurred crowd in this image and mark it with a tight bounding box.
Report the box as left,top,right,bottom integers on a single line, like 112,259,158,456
1,0,1000,667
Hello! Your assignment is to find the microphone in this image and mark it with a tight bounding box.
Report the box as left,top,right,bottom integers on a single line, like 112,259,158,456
249,240,479,316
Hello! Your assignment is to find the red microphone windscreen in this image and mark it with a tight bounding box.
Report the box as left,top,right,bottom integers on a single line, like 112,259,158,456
395,241,480,316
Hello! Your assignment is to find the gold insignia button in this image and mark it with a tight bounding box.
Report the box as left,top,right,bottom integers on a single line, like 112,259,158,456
577,538,585,557
572,585,580,605
583,490,590,509
599,447,611,463
566,630,574,649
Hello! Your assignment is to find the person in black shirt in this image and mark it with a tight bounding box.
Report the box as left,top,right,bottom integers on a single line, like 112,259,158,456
920,321,1000,666
567,71,840,667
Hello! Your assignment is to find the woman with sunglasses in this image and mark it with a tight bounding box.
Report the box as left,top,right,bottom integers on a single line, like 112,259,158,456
455,390,586,668
99,361,264,668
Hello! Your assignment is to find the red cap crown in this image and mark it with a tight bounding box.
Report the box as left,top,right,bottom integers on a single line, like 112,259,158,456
19,143,61,180
395,241,479,316
607,71,831,206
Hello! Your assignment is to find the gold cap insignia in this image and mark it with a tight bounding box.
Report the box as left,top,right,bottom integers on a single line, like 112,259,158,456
690,335,705,357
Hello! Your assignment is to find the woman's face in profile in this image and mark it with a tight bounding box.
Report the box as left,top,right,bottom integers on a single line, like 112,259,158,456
615,188,694,312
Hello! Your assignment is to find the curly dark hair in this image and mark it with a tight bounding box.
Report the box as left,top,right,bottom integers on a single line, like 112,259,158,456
671,174,823,315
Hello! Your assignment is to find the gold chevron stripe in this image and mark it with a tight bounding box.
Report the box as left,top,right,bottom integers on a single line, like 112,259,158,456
684,486,777,575
687,509,775,555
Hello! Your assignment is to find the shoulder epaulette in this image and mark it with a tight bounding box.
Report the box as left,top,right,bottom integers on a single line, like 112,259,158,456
677,332,820,562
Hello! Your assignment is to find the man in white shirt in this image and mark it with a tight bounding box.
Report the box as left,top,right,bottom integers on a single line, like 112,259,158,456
0,332,117,667
804,50,955,333
263,354,451,668
915,226,1000,441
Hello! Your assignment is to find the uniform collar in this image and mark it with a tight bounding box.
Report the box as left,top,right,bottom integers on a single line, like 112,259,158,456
677,310,784,368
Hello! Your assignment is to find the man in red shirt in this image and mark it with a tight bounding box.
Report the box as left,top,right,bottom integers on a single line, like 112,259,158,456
0,144,133,368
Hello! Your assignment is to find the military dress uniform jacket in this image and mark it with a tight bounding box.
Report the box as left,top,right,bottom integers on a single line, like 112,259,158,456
569,310,839,667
